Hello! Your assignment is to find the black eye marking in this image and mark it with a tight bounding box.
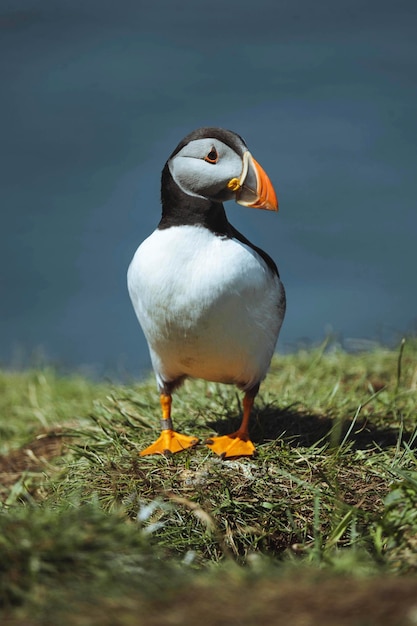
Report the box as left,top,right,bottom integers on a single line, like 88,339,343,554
204,146,219,164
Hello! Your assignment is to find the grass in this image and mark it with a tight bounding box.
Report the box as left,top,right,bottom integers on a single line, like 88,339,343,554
1,340,417,625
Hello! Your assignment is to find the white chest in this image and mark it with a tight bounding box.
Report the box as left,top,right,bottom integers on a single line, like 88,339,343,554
128,225,283,387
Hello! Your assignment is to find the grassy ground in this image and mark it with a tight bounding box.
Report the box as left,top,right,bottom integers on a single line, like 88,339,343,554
1,340,417,625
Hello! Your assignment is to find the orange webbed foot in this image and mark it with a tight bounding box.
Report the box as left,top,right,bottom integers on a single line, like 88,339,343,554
205,431,256,459
140,430,199,457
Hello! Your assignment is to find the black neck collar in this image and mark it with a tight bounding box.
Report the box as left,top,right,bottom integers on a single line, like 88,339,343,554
158,164,232,236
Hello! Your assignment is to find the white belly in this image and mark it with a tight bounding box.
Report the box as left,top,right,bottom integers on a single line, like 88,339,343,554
127,225,284,390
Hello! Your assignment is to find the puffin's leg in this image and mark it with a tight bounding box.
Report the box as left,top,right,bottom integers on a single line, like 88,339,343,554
205,384,259,459
140,393,199,456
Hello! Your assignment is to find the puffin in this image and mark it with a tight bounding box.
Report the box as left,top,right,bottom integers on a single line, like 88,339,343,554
127,127,286,458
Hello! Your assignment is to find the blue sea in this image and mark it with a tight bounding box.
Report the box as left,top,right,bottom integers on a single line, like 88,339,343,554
1,0,416,377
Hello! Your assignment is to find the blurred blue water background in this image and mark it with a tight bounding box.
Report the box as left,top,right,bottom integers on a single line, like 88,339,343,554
1,0,416,378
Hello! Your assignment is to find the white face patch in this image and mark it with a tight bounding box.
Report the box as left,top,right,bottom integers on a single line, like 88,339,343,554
168,138,244,200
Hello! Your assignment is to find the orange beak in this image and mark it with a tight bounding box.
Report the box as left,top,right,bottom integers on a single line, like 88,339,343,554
230,151,278,212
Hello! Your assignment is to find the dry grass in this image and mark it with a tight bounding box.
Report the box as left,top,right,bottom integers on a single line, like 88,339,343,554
1,340,417,624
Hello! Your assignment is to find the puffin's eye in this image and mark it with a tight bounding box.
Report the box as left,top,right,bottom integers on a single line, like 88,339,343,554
204,147,219,164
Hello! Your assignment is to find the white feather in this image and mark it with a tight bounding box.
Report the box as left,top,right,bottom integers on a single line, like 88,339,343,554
127,225,284,390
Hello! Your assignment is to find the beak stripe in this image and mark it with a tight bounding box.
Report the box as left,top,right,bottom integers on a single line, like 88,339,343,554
235,152,278,212
249,156,279,212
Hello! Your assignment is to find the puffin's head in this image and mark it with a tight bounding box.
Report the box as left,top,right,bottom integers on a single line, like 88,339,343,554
166,127,278,211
